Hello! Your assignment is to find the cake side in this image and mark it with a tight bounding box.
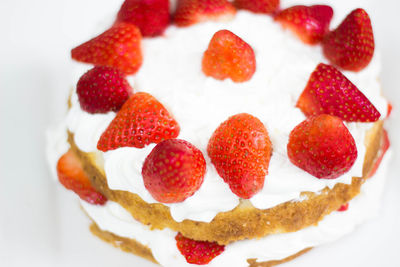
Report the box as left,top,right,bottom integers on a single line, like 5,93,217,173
68,119,383,244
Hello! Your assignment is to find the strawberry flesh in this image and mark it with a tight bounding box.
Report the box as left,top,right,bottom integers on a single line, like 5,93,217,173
297,63,380,122
207,113,272,199
116,0,170,37
287,114,358,179
322,8,374,71
77,66,132,114
337,203,349,212
275,5,333,44
174,0,236,27
71,23,142,75
97,92,180,151
234,0,279,14
175,233,225,265
142,139,206,203
57,150,107,205
202,29,256,83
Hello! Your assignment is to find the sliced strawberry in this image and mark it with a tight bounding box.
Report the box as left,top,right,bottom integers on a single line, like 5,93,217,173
296,63,380,122
368,129,390,178
116,0,170,37
207,113,272,199
202,30,256,83
322,8,374,71
387,102,393,118
275,5,333,44
142,139,206,203
175,233,225,265
338,203,349,212
97,92,180,151
77,66,132,114
57,150,107,205
287,114,357,179
71,23,142,74
174,0,236,27
234,0,279,14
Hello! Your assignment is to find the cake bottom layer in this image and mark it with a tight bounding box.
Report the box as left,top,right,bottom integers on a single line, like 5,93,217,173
81,151,390,267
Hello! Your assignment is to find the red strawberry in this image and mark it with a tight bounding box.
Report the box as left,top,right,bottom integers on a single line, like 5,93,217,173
338,203,349,212
116,0,170,37
57,150,107,205
97,92,180,151
175,233,225,265
234,0,279,15
322,8,374,71
287,114,358,179
202,30,256,83
174,0,236,27
275,5,333,44
77,66,132,114
368,129,390,178
71,23,142,74
142,139,206,203
296,63,380,122
207,113,272,199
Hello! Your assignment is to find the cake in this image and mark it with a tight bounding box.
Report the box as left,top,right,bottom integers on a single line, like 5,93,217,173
46,0,392,266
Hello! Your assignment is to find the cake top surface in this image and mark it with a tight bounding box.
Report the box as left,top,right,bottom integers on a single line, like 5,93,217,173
66,1,388,222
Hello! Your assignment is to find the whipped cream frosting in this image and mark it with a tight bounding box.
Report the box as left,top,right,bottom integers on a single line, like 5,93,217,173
65,11,388,222
81,151,391,267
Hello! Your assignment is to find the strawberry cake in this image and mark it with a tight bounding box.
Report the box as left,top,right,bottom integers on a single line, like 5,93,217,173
46,0,392,266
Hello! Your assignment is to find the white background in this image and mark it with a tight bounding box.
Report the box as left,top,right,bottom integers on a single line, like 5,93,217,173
0,0,399,266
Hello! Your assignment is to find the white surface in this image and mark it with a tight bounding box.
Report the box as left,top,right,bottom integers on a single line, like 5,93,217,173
0,0,399,267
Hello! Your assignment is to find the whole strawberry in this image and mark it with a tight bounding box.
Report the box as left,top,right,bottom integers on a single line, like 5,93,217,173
322,8,374,71
77,66,132,114
174,0,236,27
296,63,380,122
207,113,272,199
97,92,180,151
275,5,333,44
287,114,358,179
71,23,142,74
116,0,170,37
175,233,225,265
142,139,206,203
202,30,256,83
234,0,279,14
57,150,107,205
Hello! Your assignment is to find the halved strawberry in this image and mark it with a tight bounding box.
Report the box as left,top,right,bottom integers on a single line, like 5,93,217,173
57,150,107,205
207,113,272,199
322,8,374,71
387,102,393,118
202,30,256,83
77,66,132,114
296,63,380,122
275,5,333,44
71,23,142,74
174,0,236,27
116,0,170,37
175,233,225,265
287,114,358,179
142,139,206,203
234,0,279,14
97,92,180,151
338,203,349,212
368,129,390,178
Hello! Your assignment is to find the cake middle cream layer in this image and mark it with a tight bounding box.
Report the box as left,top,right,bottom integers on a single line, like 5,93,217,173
67,11,388,223
81,151,390,267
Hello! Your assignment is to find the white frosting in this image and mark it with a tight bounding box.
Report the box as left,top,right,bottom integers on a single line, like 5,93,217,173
66,11,388,222
81,151,391,267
